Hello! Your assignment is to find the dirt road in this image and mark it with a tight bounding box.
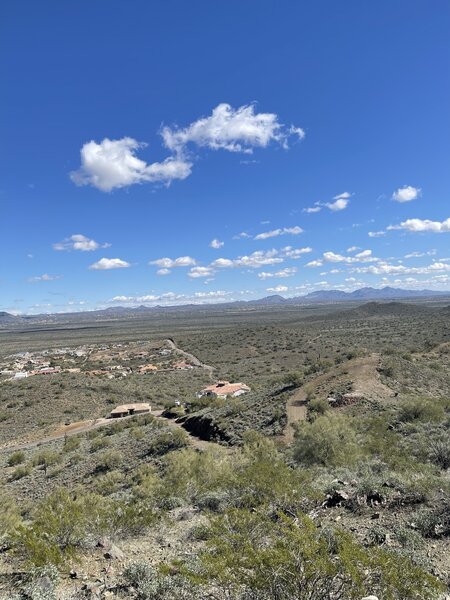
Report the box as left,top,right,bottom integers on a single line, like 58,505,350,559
282,353,394,443
165,338,215,379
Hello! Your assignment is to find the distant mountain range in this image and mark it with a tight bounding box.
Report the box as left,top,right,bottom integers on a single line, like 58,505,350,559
254,286,450,305
1,286,449,325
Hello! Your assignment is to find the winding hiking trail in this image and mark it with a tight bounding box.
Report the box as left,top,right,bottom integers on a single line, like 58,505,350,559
282,352,395,443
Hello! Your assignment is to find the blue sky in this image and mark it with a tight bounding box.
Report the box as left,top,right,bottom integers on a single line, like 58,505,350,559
1,0,450,314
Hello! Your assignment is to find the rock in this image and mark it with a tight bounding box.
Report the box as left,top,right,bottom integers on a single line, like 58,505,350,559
69,569,78,579
361,596,379,600
371,512,380,520
97,536,111,549
104,543,125,561
323,490,350,508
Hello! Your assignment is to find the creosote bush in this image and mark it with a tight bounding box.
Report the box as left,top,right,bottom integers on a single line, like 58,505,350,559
293,414,361,467
197,508,442,599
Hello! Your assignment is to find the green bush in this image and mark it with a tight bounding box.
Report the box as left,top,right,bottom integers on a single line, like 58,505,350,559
198,508,442,599
89,436,111,453
10,464,32,481
7,451,26,466
31,449,61,471
293,415,361,467
123,560,200,599
307,397,329,421
62,436,81,453
95,449,122,471
397,398,445,424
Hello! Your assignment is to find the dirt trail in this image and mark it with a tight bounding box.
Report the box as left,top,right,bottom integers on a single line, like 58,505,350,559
165,338,215,379
282,353,394,443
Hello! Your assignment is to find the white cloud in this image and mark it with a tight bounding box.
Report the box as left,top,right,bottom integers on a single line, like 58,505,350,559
258,267,297,280
347,246,360,253
282,246,312,258
315,192,352,212
388,218,450,233
266,285,288,293
254,226,303,240
392,185,421,203
28,274,62,282
89,258,130,270
352,261,450,276
306,249,377,267
212,249,284,269
193,290,231,299
188,266,215,278
53,234,110,252
210,239,224,249
161,103,304,154
71,137,192,192
404,250,436,258
302,206,321,214
368,231,386,238
156,268,171,275
305,260,324,268
233,231,251,239
150,256,196,268
325,198,349,211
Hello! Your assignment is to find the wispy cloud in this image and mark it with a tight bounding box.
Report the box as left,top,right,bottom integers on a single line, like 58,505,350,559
254,226,303,240
258,267,297,279
266,285,288,293
209,239,224,249
28,274,62,282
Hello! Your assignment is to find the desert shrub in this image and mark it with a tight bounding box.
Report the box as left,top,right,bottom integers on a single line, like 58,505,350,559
10,464,32,481
123,560,200,599
94,470,125,495
198,508,442,599
413,502,450,539
62,436,81,453
7,451,26,466
0,494,22,547
0,410,9,422
397,398,444,424
158,496,184,510
396,527,424,552
129,426,145,440
307,397,329,421
148,428,189,456
161,447,237,502
293,415,361,467
31,449,61,471
14,488,156,566
195,490,230,512
89,436,111,453
95,449,122,471
427,433,450,469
